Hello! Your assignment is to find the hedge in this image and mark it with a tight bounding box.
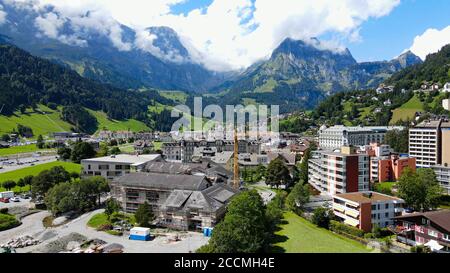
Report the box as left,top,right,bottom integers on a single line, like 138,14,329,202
329,220,365,238
0,213,20,231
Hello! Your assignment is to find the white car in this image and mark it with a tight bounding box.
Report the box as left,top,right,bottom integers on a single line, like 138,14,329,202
9,197,20,202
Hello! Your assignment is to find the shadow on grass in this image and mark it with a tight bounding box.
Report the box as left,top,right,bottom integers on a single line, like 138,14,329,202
268,234,288,253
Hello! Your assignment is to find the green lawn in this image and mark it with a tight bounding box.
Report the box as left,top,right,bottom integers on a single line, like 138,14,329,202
375,182,398,193
89,110,150,133
0,161,81,192
272,212,370,253
0,104,151,139
0,144,54,157
0,105,72,138
390,94,424,124
87,213,109,228
158,90,188,104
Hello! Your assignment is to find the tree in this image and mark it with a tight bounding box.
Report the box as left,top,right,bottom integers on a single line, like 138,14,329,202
23,175,33,191
142,148,152,155
32,166,70,197
265,158,291,188
2,180,16,191
286,182,310,212
311,207,333,229
17,124,33,138
384,129,409,153
71,141,96,163
36,135,45,149
57,147,72,161
265,192,287,232
1,134,10,142
255,164,267,181
397,168,442,211
17,179,26,189
110,147,121,155
299,149,311,183
205,190,267,253
105,198,121,220
134,202,154,227
45,183,77,216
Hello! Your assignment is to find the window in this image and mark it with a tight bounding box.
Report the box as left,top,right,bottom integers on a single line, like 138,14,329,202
385,204,389,209
385,212,389,217
428,230,438,238
444,234,450,241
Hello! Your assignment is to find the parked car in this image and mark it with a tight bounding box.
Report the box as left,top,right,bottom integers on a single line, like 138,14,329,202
20,193,31,199
10,197,20,202
0,198,10,203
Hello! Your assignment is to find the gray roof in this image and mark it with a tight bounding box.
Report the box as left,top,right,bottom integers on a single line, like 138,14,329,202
144,161,233,179
112,172,209,191
162,183,238,213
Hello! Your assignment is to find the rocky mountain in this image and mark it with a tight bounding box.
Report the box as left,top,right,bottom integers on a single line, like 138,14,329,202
0,1,227,92
216,38,422,113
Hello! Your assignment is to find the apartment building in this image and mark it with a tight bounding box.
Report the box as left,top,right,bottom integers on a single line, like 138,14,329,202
371,155,416,183
432,166,450,195
394,210,450,252
333,191,405,232
409,120,442,167
409,119,450,194
319,125,404,150
308,146,370,195
81,154,162,180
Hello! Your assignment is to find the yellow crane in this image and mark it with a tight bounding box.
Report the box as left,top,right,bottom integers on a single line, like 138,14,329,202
233,128,239,190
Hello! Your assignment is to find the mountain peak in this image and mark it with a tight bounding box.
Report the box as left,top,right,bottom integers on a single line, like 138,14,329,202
394,50,423,68
272,37,357,68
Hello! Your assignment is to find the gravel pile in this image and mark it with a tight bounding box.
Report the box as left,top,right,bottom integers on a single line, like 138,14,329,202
0,235,40,249
37,233,87,253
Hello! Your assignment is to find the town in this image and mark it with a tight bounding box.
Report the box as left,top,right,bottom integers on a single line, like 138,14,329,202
0,0,449,259
1,108,450,253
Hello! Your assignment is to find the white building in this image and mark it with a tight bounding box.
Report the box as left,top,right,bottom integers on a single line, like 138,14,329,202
318,125,404,150
81,154,162,180
443,99,449,111
308,146,370,195
409,120,448,168
442,82,450,93
432,165,450,195
332,191,405,232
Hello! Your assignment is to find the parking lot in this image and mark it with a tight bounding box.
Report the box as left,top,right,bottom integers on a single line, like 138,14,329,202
0,156,57,174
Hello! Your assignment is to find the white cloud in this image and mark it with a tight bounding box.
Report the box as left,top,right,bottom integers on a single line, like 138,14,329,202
0,4,6,25
409,26,450,60
3,0,401,71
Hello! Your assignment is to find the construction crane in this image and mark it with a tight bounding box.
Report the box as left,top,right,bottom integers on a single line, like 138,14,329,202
233,127,240,190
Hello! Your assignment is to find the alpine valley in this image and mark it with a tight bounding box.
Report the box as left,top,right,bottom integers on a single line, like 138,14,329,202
0,0,424,134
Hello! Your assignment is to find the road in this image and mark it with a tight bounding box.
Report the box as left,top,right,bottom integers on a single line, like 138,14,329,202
1,209,209,253
0,156,57,174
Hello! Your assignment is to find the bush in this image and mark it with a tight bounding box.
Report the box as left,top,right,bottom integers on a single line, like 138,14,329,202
106,230,123,236
97,223,113,231
0,213,20,231
329,220,365,238
0,208,8,214
364,233,375,239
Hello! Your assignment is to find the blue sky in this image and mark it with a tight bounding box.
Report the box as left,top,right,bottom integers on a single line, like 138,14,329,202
6,0,449,70
170,0,450,63
347,0,450,61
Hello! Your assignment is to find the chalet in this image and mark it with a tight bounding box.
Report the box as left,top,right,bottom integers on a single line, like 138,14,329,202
393,210,450,252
